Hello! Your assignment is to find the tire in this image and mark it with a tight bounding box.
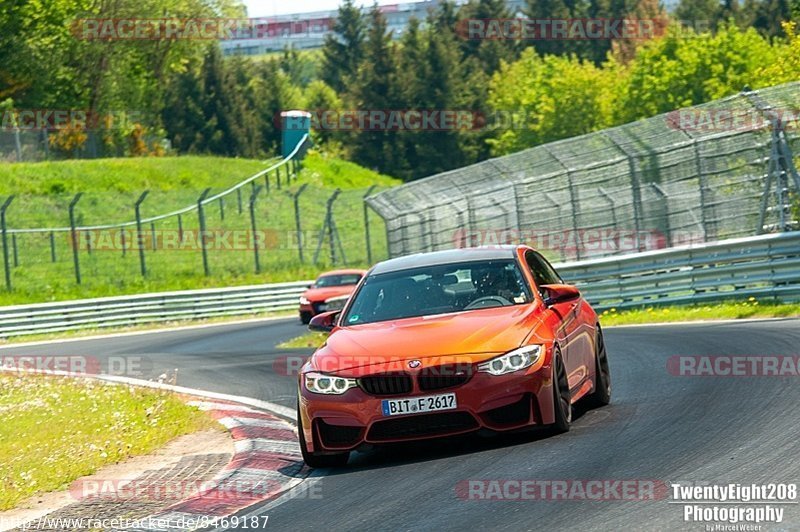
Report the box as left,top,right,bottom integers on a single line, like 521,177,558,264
297,404,349,468
551,348,572,433
585,326,611,408
299,311,312,325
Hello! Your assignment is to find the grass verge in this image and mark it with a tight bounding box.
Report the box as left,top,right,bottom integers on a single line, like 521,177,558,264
277,331,328,349
276,300,800,349
0,374,217,510
599,299,800,326
0,310,294,345
0,151,400,306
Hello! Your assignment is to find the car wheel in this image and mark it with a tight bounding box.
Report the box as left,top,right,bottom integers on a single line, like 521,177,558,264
586,326,611,408
299,311,312,325
297,403,349,468
551,348,572,433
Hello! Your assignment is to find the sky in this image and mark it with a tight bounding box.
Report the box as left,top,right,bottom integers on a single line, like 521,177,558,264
241,0,416,17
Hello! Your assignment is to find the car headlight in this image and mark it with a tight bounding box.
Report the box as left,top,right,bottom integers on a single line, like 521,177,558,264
299,296,310,305
477,345,542,376
304,372,357,395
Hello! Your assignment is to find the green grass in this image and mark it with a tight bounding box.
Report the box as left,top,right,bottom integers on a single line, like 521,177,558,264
277,331,328,349
0,374,217,510
0,310,294,345
0,151,400,306
0,156,271,197
599,299,800,326
276,300,800,349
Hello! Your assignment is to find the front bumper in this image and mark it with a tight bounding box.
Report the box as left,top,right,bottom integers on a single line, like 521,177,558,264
299,365,556,454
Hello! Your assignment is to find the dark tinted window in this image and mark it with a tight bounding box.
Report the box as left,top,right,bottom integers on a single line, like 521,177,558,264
342,260,532,325
525,251,562,290
315,274,362,287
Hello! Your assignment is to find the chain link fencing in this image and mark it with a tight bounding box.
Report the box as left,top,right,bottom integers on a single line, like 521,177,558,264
0,136,391,297
366,82,800,263
0,129,167,162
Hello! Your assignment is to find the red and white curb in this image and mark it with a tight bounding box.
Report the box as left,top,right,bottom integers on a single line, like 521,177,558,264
0,368,307,530
137,400,307,531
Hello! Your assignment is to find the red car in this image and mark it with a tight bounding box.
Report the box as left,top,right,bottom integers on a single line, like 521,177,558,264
298,269,367,324
297,246,611,467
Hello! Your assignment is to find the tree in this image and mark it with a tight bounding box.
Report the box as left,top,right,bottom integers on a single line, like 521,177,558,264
611,0,667,64
413,25,472,177
302,80,343,146
752,0,793,36
523,0,589,60
349,6,400,173
280,47,320,87
459,0,520,74
674,0,720,29
487,48,617,155
614,23,777,124
163,60,207,154
321,0,366,93
756,21,800,85
251,59,302,155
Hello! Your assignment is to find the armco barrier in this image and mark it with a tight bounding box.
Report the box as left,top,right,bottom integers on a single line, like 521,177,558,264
558,231,800,311
0,281,311,338
2,231,799,338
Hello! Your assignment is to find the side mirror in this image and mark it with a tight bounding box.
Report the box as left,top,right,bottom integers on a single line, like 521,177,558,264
540,284,581,307
309,310,340,333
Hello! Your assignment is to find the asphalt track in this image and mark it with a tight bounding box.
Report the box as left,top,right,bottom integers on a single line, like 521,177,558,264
4,318,800,531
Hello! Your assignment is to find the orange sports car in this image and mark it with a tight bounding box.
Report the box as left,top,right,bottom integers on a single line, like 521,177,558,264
298,269,367,324
297,246,611,467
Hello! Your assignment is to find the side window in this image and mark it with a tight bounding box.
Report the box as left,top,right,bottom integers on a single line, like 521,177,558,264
525,251,562,292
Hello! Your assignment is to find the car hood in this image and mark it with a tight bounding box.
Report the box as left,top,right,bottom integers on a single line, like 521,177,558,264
303,286,355,302
311,305,545,374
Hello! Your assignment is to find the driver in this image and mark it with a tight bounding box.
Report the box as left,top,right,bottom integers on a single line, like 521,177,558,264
471,266,516,302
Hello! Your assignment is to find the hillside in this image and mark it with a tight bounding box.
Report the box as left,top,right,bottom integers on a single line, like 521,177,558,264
0,152,400,305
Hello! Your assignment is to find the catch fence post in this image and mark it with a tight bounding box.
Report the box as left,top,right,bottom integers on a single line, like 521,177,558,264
134,191,150,277
68,193,83,285
0,196,15,290
197,188,212,276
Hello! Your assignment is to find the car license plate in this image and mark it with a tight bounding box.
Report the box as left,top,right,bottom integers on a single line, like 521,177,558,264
381,393,457,416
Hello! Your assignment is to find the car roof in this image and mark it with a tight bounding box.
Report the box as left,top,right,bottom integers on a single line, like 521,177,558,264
370,246,521,275
317,269,367,277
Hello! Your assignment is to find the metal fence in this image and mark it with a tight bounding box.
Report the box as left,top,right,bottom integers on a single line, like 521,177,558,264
4,230,798,338
0,135,391,294
558,231,800,312
0,280,311,338
0,129,165,162
366,82,800,263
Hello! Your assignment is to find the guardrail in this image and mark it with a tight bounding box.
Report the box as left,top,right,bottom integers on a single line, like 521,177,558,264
2,231,799,338
557,231,800,312
0,281,311,338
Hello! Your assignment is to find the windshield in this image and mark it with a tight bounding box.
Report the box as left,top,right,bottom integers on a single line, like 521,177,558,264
342,260,531,326
315,274,362,288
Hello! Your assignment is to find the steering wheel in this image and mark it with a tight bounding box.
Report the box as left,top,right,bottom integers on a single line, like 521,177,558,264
464,295,513,310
